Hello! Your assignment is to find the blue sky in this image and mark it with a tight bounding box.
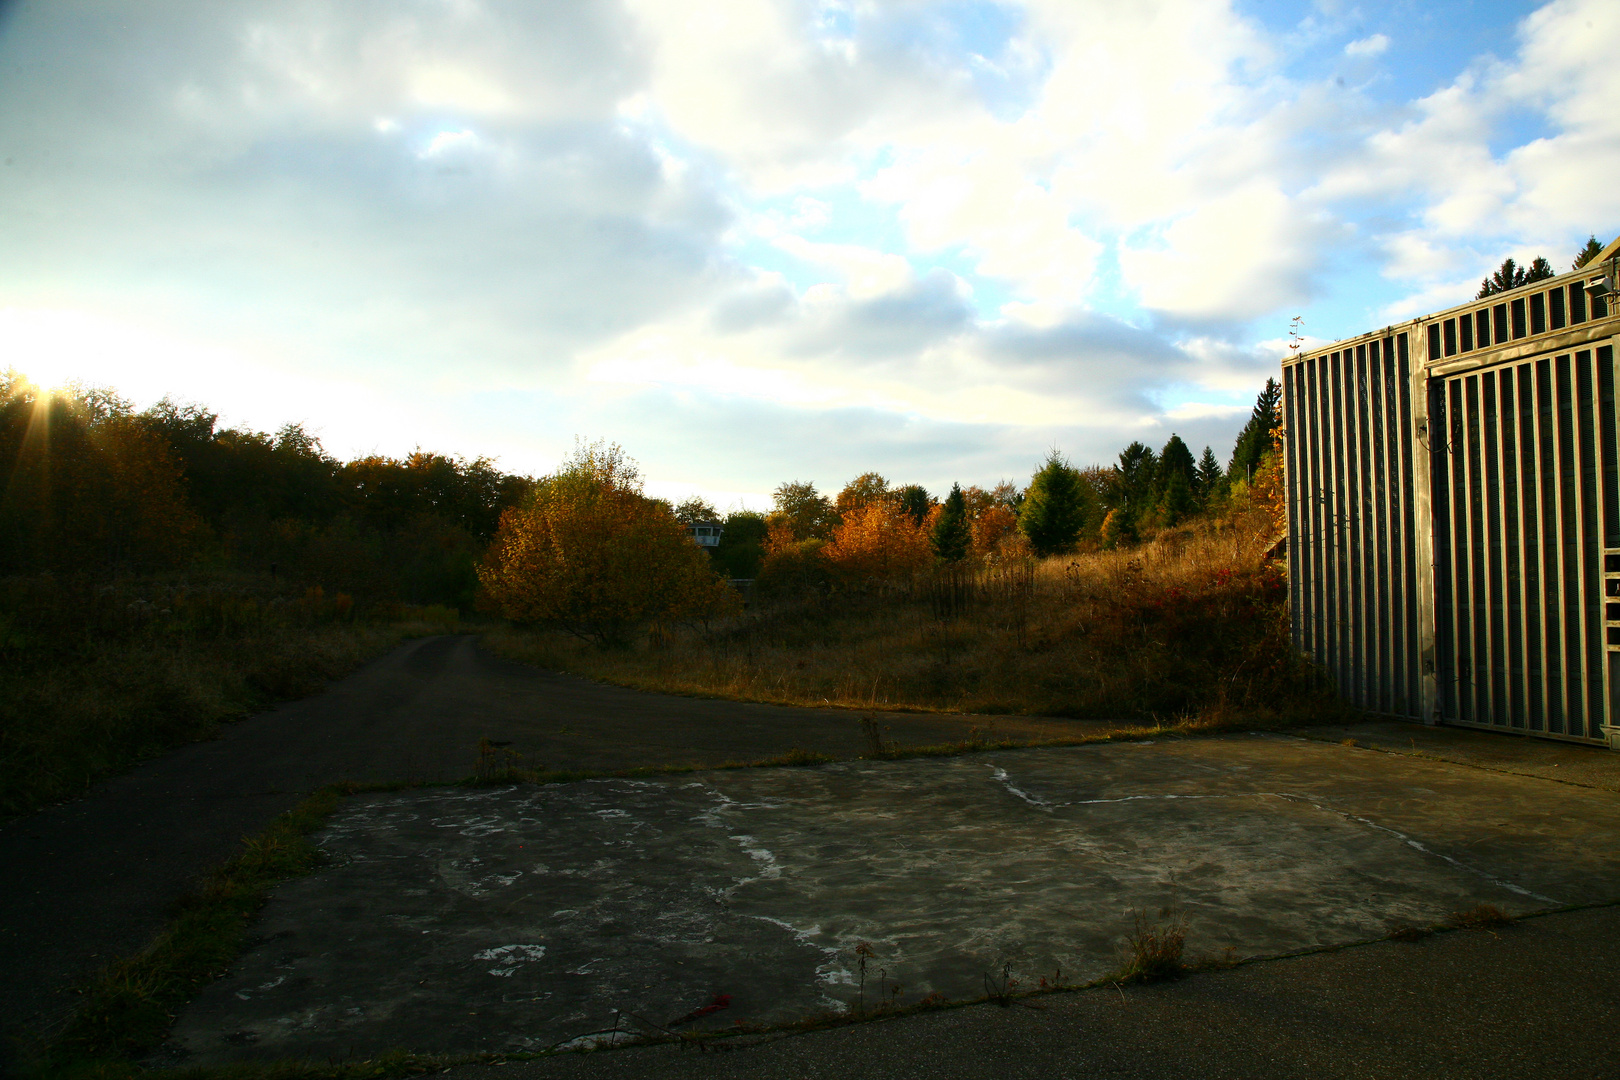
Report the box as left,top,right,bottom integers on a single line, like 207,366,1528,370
1,0,1615,509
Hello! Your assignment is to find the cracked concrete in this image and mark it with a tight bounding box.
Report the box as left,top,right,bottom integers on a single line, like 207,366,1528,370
157,731,1620,1065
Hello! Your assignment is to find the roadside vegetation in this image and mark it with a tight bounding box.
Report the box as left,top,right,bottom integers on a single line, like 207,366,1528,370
489,380,1338,727
0,371,527,819
2,364,1326,819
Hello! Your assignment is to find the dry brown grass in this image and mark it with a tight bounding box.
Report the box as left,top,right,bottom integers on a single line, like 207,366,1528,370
0,573,457,820
484,517,1336,725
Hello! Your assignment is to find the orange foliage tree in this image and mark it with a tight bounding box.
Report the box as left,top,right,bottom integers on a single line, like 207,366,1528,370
822,499,934,584
970,503,1021,560
478,441,737,646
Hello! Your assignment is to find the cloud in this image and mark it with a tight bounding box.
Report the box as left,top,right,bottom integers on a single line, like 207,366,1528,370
5,0,1613,503
1344,34,1389,58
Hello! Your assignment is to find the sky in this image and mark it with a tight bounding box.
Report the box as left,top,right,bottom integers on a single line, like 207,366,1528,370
1,0,1617,510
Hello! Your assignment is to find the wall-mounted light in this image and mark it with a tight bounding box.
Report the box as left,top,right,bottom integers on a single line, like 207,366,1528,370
1585,274,1612,299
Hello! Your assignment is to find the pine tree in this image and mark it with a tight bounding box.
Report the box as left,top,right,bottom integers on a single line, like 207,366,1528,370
931,482,971,562
1575,235,1605,271
1195,446,1223,499
1477,255,1554,299
1228,378,1282,485
1020,451,1087,557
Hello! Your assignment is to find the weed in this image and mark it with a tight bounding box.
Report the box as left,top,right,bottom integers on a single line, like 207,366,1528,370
1113,907,1188,983
853,942,875,1016
1447,903,1512,930
1387,924,1434,942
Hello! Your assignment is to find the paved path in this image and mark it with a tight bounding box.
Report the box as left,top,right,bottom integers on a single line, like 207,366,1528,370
5,633,1620,1077
0,634,1107,1073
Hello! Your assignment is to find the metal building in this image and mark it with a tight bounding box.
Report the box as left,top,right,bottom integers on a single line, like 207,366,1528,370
1282,237,1620,747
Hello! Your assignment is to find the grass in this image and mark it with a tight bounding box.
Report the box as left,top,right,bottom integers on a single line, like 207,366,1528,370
483,519,1340,727
1112,907,1189,983
0,571,461,821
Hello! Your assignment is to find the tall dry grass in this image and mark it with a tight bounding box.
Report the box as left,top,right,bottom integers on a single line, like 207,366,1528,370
0,573,458,820
485,516,1335,725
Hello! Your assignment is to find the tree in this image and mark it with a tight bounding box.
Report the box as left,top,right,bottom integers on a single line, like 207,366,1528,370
1195,446,1223,500
894,484,934,526
674,496,719,524
769,480,839,542
990,479,1022,512
822,499,932,583
478,441,737,646
708,510,767,578
1574,236,1605,271
1229,378,1282,485
1020,451,1088,557
835,472,891,517
1477,255,1554,299
931,483,971,562
970,503,1021,560
1,374,198,572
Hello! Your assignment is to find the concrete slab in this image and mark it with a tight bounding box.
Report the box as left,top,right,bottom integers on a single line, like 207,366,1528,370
159,733,1620,1065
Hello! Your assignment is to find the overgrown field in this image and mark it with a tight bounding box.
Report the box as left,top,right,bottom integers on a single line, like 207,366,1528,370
486,520,1337,725
0,573,456,820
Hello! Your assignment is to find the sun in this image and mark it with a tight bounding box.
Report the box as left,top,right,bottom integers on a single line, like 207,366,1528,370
0,307,119,391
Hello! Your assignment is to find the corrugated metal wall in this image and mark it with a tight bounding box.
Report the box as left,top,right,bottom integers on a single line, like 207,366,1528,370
1430,345,1618,740
1283,266,1620,745
1284,333,1425,719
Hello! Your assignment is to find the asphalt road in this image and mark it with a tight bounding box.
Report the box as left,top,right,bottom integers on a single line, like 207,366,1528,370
0,634,1109,1074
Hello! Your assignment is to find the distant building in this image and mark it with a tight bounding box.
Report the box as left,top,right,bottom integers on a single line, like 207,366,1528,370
1282,235,1620,747
686,520,724,548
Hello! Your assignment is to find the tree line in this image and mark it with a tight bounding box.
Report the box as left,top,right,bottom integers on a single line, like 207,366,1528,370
4,367,1283,637
669,379,1284,586
0,371,533,608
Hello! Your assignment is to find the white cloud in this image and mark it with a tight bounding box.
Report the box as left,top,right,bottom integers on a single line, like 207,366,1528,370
1344,34,1389,58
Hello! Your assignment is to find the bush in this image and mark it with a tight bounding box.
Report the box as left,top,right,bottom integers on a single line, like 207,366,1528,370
478,442,738,646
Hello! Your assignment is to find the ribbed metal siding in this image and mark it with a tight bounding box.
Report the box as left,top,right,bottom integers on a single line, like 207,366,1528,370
1284,332,1424,717
1431,345,1618,741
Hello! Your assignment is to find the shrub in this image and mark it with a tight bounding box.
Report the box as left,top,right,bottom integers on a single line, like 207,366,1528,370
478,442,738,646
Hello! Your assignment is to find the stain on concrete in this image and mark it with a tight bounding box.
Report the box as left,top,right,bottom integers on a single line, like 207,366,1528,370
161,734,1620,1064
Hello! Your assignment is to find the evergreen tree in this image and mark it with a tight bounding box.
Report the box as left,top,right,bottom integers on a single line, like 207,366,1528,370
1020,450,1088,557
1478,255,1554,299
1158,470,1194,527
1157,435,1196,491
1195,446,1223,499
931,482,971,562
1575,235,1605,270
1229,378,1282,485
894,484,934,526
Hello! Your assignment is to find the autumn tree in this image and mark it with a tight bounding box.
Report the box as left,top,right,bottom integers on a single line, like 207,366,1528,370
970,503,1020,560
769,480,839,542
674,496,719,524
822,498,933,583
835,472,891,517
478,441,737,646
